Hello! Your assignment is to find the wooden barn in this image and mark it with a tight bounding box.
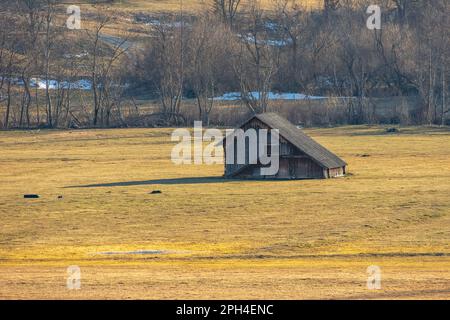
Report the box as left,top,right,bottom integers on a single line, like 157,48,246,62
223,113,347,179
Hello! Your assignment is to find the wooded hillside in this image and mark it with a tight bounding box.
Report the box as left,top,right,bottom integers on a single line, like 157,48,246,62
0,0,448,128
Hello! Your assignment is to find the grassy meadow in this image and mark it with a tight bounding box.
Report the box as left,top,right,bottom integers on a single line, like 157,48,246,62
71,0,323,39
0,125,449,299
104,0,323,12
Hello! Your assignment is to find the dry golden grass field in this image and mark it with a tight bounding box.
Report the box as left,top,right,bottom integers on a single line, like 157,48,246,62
104,0,323,12
0,125,449,299
69,0,323,39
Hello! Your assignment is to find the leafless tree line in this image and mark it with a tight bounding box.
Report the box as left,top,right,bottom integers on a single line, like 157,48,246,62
1,0,449,129
0,0,130,129
136,0,449,126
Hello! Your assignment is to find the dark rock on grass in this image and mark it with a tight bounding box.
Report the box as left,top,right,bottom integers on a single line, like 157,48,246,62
24,194,39,199
150,190,162,194
386,127,399,133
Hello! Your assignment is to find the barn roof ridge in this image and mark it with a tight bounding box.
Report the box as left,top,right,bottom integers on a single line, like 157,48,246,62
249,112,347,169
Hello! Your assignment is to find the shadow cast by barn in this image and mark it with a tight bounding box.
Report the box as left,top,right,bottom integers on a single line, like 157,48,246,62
65,176,229,188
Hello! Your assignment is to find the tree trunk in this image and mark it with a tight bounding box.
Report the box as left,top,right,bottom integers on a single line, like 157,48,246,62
4,80,11,129
23,77,31,128
442,67,446,126
35,85,40,126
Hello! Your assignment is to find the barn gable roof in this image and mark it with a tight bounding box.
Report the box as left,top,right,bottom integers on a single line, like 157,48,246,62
241,113,347,169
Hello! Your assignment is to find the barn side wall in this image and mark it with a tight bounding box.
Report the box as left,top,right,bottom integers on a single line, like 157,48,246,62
234,158,326,179
276,158,325,179
327,167,346,178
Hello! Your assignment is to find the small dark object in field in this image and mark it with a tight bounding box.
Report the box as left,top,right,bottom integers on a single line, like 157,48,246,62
150,190,162,194
58,195,63,199
386,127,399,133
24,194,39,199
357,154,371,157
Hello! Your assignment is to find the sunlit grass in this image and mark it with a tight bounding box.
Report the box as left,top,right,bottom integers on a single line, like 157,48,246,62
111,0,323,12
0,125,449,299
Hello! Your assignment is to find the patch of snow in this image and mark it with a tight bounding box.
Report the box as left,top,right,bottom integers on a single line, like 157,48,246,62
144,19,163,26
0,77,25,85
265,22,279,31
144,19,185,28
240,34,291,47
99,250,165,255
30,78,92,90
214,92,327,101
63,52,88,59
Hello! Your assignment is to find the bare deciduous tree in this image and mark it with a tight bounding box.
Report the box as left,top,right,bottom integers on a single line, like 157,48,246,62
87,11,129,127
187,14,230,125
212,0,241,29
232,1,279,114
144,20,186,125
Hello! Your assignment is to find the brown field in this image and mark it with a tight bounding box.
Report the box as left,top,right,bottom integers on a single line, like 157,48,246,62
102,0,323,12
64,0,323,39
0,125,449,299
